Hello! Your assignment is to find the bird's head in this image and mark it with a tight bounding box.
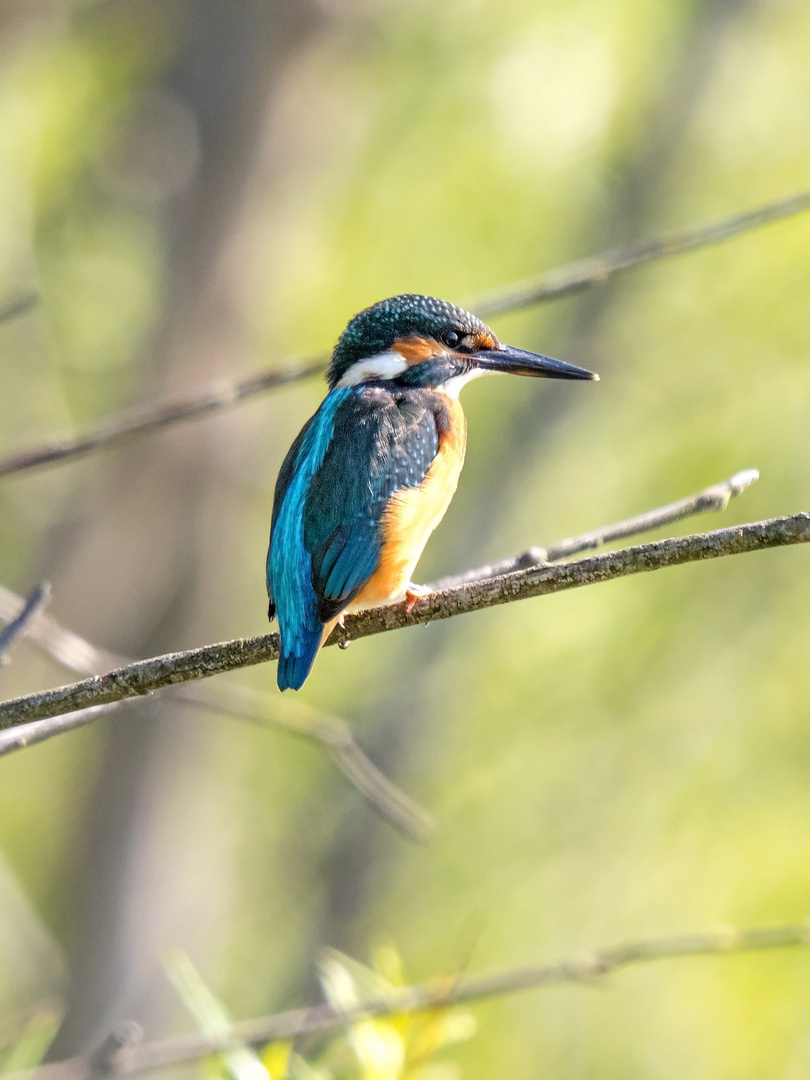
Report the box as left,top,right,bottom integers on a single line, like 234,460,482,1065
327,293,597,393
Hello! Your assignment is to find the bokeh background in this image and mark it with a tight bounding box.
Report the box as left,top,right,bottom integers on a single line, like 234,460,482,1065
1,0,810,1075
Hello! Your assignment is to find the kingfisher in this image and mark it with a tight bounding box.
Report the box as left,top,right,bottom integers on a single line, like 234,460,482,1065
267,294,597,690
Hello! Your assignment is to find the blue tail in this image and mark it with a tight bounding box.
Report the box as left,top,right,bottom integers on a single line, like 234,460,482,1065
277,627,322,691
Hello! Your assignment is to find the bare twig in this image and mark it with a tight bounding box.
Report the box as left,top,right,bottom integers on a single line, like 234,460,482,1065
429,468,760,590
0,359,326,479
180,684,434,841
473,190,810,315
0,583,124,673
16,922,810,1080
0,583,51,663
0,293,38,323
0,700,140,755
0,511,807,731
0,585,433,841
1,192,808,481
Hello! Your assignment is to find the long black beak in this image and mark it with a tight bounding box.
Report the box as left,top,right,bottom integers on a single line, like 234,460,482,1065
475,345,598,381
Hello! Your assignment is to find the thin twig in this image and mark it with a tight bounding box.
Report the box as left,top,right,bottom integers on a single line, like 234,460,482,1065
0,700,139,754
0,511,807,730
0,583,125,673
429,468,760,590
1,191,808,481
0,583,51,663
0,293,38,323
473,189,810,315
0,359,326,479
17,922,810,1080
179,684,434,842
0,585,432,841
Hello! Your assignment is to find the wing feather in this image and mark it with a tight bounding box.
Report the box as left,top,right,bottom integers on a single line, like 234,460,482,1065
267,384,441,689
303,388,439,619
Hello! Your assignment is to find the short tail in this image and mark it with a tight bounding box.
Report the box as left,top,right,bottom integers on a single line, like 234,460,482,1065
277,627,322,691
277,617,341,691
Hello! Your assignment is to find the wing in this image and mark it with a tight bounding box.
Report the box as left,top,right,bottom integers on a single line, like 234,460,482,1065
267,390,353,689
303,387,440,623
266,385,440,690
266,413,316,621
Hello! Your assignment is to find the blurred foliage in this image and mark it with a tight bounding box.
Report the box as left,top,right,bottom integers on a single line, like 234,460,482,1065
167,942,473,1080
318,943,475,1080
0,1003,61,1073
0,0,810,1076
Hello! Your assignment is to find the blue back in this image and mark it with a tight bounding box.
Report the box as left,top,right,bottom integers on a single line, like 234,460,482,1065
267,384,441,690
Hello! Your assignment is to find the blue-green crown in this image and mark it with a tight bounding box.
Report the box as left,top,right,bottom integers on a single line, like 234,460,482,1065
327,294,491,388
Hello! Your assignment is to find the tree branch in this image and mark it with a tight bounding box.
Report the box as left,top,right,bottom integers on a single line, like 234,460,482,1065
0,700,143,755
16,922,810,1080
430,468,759,590
0,583,51,663
0,511,807,731
0,359,327,480
178,685,434,842
0,468,764,834
1,467,762,834
0,583,125,673
473,189,810,315
1,191,808,480
0,585,433,841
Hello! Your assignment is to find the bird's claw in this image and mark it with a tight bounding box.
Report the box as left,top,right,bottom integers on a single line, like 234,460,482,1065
404,584,430,614
335,615,352,649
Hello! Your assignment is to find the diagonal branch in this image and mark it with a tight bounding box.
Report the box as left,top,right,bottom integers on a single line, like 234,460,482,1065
177,685,434,841
15,921,810,1080
472,189,810,315
0,359,327,480
0,511,808,731
0,700,143,755
0,583,125,673
0,585,432,841
430,468,760,589
0,469,762,832
1,191,808,481
0,469,760,833
0,583,51,663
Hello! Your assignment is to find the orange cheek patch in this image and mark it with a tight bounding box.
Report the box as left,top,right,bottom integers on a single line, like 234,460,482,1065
392,336,445,366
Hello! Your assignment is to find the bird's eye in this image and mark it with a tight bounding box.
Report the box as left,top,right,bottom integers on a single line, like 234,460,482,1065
440,328,462,349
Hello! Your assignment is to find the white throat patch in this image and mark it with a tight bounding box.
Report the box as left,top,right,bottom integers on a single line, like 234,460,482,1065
440,367,491,399
335,350,408,387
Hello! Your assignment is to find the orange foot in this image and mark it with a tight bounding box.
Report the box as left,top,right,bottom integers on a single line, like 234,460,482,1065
404,583,430,614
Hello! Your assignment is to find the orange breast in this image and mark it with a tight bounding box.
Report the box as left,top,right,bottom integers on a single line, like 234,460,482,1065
353,396,466,606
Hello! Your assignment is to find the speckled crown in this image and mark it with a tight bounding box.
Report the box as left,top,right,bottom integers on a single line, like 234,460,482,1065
327,294,491,388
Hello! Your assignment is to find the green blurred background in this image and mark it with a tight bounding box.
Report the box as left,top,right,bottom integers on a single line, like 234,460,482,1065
1,0,809,1075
